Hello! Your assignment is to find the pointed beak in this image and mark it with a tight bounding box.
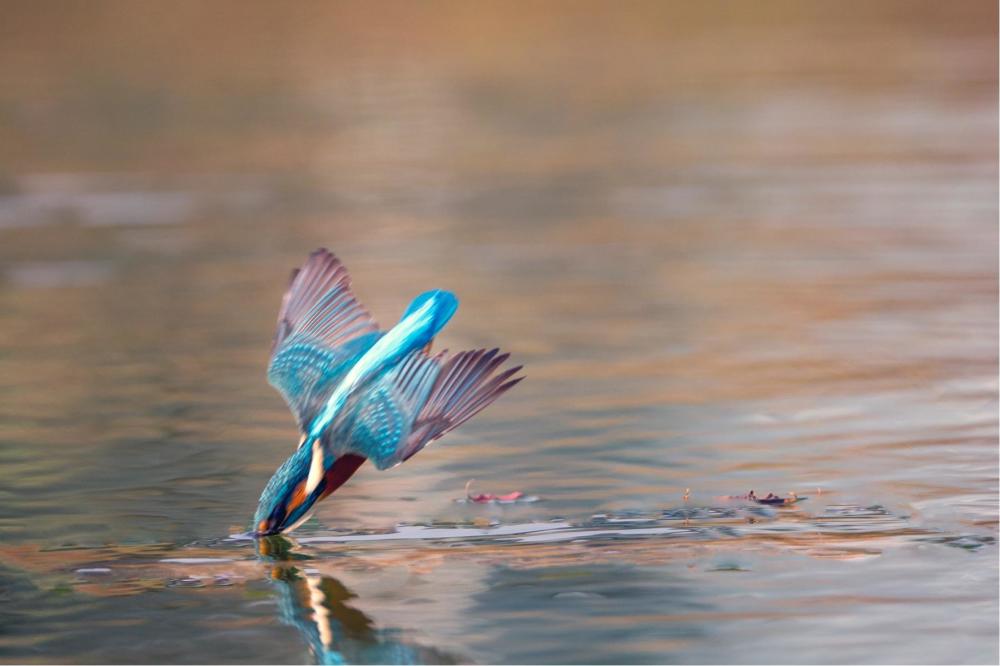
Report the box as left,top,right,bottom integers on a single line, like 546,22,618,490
254,517,282,537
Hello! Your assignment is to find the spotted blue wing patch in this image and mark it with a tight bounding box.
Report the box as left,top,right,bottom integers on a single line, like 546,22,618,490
341,384,409,468
328,347,521,470
268,249,380,432
330,350,442,469
268,333,380,432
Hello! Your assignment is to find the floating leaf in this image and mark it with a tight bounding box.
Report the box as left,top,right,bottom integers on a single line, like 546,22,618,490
461,479,536,504
718,490,805,506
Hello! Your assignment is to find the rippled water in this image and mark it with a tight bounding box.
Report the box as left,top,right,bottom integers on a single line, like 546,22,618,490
0,2,997,664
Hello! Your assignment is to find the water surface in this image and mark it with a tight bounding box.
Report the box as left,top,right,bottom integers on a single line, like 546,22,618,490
0,2,996,664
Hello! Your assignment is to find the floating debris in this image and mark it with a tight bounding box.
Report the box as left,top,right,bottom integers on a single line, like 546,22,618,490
921,534,996,551
457,479,539,504
166,576,206,588
707,562,752,572
552,591,605,600
719,490,805,506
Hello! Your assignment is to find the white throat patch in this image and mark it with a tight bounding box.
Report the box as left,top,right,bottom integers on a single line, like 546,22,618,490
304,439,325,496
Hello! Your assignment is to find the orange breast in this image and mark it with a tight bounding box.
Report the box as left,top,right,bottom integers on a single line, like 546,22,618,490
286,480,309,512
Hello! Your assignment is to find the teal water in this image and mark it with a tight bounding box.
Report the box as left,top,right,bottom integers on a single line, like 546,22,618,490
0,2,997,663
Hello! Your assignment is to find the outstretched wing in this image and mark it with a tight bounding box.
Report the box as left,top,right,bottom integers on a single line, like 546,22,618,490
268,249,381,432
330,348,523,470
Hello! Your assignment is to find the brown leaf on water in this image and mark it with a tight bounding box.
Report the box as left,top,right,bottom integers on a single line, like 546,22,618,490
718,490,805,506
463,479,529,503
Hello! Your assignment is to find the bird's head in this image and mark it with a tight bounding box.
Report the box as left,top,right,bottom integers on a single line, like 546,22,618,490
253,438,326,536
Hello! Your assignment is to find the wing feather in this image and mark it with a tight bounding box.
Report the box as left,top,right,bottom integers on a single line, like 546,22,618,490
330,348,522,469
267,249,381,432
400,349,522,462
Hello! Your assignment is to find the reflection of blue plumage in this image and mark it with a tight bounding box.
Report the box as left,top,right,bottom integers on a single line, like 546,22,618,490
270,566,456,665
253,249,523,535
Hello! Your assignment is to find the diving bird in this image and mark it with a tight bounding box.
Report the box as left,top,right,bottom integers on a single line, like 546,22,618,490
253,249,523,536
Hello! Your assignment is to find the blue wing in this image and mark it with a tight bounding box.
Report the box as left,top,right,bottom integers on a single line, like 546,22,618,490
330,348,523,469
267,249,381,433
304,289,459,439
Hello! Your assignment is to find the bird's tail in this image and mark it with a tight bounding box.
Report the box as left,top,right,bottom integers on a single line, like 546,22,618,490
399,348,523,462
400,289,458,347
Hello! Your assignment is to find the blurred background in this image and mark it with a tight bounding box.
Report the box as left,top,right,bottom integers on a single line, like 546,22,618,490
0,1,996,664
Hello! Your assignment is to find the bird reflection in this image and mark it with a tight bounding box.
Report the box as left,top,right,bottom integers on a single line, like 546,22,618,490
258,536,456,665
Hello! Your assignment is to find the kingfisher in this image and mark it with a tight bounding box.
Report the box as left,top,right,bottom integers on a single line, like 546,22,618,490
253,249,523,536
